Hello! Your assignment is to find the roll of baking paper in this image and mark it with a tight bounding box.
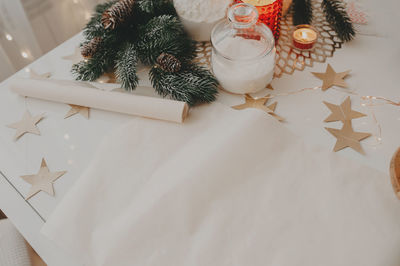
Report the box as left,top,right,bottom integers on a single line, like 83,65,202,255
10,78,189,123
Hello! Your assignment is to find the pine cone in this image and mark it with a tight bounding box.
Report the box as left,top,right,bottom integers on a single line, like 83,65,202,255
81,37,102,58
156,53,182,73
101,0,136,30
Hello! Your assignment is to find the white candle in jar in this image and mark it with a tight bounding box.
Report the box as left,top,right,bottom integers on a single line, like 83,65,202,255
212,35,275,94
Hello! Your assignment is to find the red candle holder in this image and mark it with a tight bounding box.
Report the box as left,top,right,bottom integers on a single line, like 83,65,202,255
234,0,283,41
291,24,318,50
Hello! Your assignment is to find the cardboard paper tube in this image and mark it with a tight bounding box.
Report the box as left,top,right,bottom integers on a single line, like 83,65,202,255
10,78,189,123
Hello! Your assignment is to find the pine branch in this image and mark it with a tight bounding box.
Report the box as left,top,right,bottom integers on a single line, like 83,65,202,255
136,0,176,16
84,1,117,39
75,0,219,106
72,59,106,81
115,43,139,90
322,0,355,42
292,0,313,25
73,33,120,81
150,63,218,106
137,15,196,65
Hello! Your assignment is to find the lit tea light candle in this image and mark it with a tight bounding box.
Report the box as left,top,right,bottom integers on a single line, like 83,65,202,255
292,25,318,50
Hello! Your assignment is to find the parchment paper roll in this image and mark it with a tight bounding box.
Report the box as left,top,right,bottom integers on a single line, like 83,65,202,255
10,78,189,123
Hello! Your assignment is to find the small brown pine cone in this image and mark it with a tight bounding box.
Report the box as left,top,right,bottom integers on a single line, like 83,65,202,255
157,53,182,73
81,37,102,58
101,0,136,30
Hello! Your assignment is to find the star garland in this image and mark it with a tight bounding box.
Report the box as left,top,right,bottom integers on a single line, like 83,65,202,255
325,121,371,154
232,94,284,122
64,104,90,119
7,111,45,141
21,158,67,200
312,64,350,91
323,96,366,122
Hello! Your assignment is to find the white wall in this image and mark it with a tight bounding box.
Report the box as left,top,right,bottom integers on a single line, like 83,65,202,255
0,0,103,82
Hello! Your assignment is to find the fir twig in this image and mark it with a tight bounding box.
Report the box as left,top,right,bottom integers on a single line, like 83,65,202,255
136,0,176,16
84,1,117,39
115,43,139,90
73,34,120,81
150,63,218,106
137,15,196,65
75,0,219,106
72,59,106,81
322,0,355,42
292,0,313,25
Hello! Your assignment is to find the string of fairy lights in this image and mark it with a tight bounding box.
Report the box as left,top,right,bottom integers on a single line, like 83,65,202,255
256,86,399,146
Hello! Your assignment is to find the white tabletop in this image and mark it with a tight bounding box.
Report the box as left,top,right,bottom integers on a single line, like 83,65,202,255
0,0,399,264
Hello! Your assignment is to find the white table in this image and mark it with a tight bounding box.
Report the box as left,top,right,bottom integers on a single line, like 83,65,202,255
0,1,399,264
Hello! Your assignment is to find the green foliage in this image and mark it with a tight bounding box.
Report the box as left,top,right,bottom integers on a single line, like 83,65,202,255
72,59,104,81
292,0,313,25
150,64,218,106
292,0,355,42
322,0,355,42
115,43,139,90
84,1,117,39
136,0,176,16
136,15,196,65
72,31,120,80
73,0,219,106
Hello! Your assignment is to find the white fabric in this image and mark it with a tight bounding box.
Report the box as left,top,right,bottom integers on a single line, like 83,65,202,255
0,219,31,266
42,103,400,266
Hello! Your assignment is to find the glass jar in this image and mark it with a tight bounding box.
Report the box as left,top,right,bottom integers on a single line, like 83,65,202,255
211,3,276,94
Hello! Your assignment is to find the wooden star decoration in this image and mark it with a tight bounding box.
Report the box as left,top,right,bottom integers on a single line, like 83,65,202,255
325,121,371,154
21,158,66,200
62,47,83,64
29,69,51,79
323,96,366,122
232,94,284,121
312,64,351,91
64,104,90,119
7,111,45,141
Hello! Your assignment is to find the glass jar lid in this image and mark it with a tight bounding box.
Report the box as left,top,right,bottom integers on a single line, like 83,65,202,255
211,3,275,61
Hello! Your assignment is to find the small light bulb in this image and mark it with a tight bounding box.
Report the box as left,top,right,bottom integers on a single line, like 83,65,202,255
21,52,28,58
5,34,12,41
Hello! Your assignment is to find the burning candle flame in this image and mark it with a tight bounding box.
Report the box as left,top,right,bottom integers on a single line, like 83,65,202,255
301,31,308,40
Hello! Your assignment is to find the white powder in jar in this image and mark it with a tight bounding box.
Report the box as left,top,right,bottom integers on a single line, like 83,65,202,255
212,36,275,94
173,0,232,23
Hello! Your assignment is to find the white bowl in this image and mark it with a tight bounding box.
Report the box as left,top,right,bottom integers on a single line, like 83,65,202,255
179,15,223,42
